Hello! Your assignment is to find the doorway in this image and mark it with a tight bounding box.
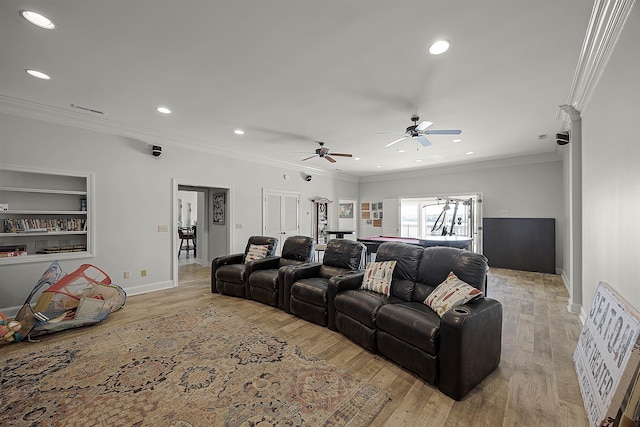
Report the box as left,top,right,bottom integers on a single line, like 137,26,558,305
172,180,231,286
177,189,199,266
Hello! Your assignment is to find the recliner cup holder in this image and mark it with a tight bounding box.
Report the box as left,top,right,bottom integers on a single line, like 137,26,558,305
453,307,470,315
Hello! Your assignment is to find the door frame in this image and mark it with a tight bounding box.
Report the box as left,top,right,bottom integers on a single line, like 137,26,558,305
171,178,233,287
262,188,300,254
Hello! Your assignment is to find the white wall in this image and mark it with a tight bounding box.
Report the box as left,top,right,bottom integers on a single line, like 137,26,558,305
0,112,358,309
581,5,640,314
358,154,565,270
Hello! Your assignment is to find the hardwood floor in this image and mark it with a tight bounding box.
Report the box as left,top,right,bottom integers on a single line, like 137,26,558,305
7,265,589,426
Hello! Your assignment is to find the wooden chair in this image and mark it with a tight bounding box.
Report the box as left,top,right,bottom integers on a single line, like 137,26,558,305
178,227,196,257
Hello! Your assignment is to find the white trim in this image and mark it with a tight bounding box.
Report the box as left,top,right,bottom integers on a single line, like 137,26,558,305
124,280,176,297
358,152,561,183
0,304,24,318
0,95,357,183
562,0,636,120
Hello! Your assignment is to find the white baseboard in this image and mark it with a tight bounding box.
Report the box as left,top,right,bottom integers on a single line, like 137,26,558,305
124,280,176,297
1,280,176,318
559,269,584,321
560,269,570,293
0,304,24,318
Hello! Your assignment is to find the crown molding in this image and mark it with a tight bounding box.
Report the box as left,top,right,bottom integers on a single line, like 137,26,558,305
561,0,636,121
358,152,562,183
0,95,358,183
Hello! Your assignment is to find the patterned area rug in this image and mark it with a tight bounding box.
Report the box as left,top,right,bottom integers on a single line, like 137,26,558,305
1,305,390,426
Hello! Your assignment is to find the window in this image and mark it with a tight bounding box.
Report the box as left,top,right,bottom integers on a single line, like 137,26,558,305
400,194,482,253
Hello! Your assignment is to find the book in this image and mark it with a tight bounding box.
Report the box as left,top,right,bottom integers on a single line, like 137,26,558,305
0,251,28,257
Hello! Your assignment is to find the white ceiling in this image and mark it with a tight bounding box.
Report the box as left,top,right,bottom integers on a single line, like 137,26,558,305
0,1,593,177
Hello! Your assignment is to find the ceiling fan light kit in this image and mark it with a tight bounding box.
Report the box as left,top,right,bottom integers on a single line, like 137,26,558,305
300,141,353,163
381,115,462,148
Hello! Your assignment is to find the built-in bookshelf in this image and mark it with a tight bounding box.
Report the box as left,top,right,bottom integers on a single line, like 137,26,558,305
0,165,94,264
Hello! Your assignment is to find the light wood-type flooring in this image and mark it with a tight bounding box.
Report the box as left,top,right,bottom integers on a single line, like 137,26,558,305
6,265,589,426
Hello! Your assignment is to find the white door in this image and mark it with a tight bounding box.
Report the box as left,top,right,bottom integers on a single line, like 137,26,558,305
382,198,399,236
263,189,300,255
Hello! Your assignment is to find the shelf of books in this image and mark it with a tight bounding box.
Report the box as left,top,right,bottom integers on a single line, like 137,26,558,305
0,165,94,264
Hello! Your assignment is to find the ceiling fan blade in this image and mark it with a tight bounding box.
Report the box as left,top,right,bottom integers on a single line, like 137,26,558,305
384,136,407,147
300,155,316,161
425,129,462,135
377,131,407,135
329,153,352,157
324,155,337,163
417,135,432,147
416,120,434,131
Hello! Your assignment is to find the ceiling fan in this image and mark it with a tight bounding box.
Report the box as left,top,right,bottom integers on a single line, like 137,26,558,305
301,141,353,163
381,115,462,148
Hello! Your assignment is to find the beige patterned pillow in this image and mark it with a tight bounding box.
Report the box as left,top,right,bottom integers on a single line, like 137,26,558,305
360,260,396,296
245,244,269,263
425,272,483,317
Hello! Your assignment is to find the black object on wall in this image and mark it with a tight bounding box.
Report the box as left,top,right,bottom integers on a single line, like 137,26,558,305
482,218,556,274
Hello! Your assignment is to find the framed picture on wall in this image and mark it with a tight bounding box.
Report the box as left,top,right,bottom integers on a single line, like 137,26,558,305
362,211,370,220
212,192,225,224
361,203,370,211
339,203,354,218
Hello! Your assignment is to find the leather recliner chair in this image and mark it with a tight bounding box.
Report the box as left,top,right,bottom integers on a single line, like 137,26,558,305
247,235,316,308
280,239,366,326
331,242,502,400
211,236,278,297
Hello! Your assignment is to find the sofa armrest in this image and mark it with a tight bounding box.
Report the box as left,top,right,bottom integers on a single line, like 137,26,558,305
438,297,503,400
211,253,244,293
278,262,322,313
245,256,281,276
327,272,365,331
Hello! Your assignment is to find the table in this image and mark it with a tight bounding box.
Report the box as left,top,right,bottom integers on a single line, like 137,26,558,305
325,230,354,239
357,235,473,255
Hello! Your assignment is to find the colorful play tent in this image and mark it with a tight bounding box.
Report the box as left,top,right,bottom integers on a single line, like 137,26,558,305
15,261,126,338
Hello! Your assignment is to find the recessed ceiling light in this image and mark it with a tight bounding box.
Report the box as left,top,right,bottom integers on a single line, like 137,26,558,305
466,151,474,155
429,40,450,55
376,165,382,168
156,106,171,114
416,159,423,162
398,149,406,153
354,157,361,161
21,10,55,29
234,129,245,135
452,138,462,143
25,69,50,80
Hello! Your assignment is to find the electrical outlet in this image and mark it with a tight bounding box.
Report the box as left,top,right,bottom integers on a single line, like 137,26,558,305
141,269,147,277
124,271,130,279
158,225,168,232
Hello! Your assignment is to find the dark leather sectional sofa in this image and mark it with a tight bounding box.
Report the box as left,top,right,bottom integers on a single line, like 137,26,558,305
329,242,503,400
211,237,502,400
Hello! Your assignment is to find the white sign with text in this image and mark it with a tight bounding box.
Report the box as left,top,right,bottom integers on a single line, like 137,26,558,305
574,282,640,427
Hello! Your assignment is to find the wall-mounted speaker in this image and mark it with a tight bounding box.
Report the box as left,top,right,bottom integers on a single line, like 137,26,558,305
556,131,570,146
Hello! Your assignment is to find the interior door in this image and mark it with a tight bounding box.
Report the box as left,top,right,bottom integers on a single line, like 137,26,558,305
263,189,300,255
382,198,399,236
